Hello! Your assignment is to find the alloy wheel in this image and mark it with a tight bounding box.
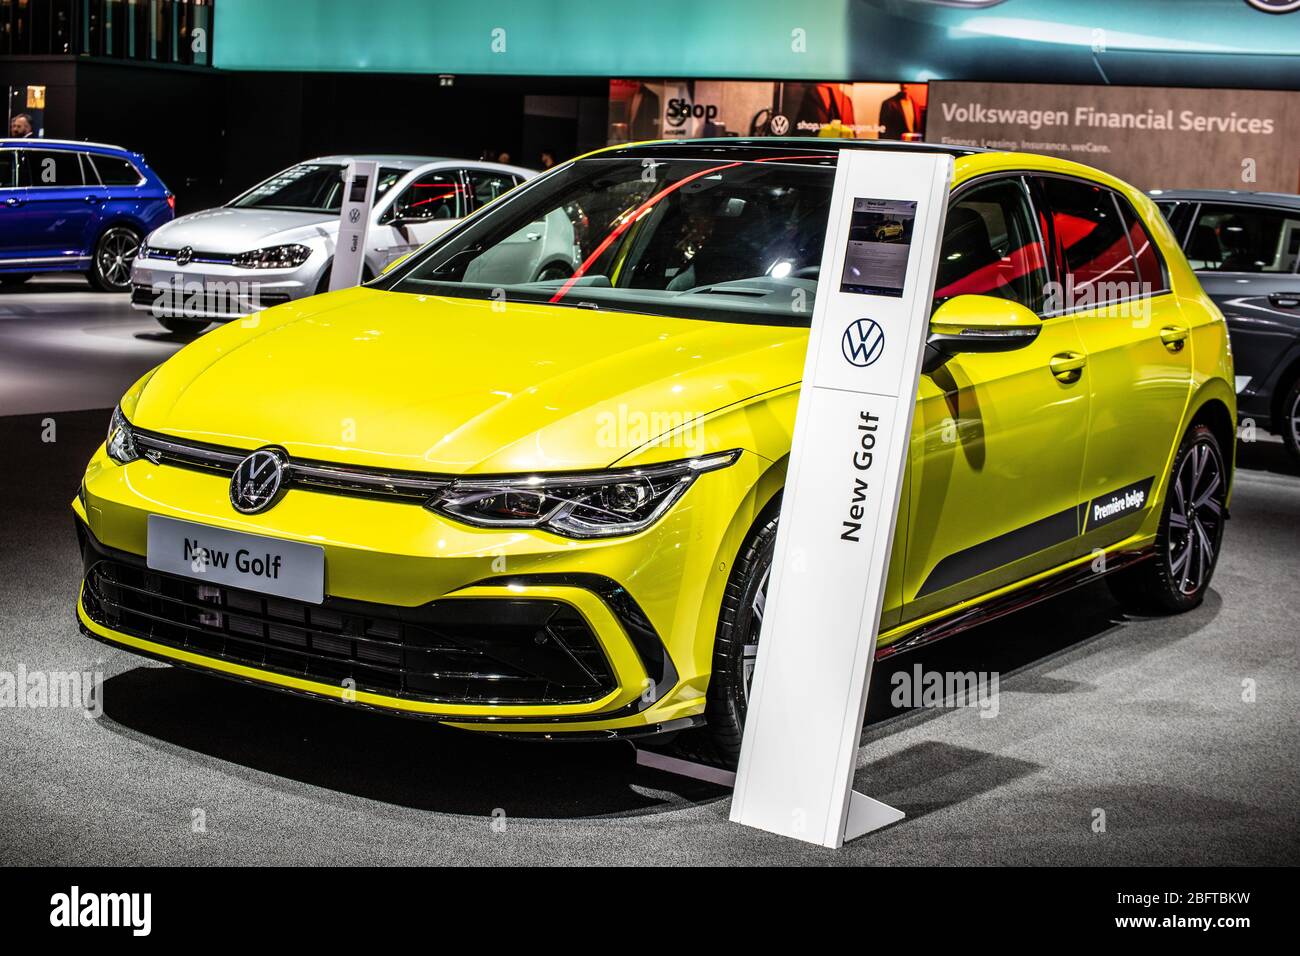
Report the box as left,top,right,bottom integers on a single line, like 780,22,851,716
740,565,770,704
96,228,139,290
1289,389,1300,454
1166,437,1226,596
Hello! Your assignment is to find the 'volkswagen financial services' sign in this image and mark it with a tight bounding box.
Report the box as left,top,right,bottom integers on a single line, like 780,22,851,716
731,150,952,848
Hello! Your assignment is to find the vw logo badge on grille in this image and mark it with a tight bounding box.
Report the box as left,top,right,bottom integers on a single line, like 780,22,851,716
230,449,287,514
175,246,194,267
841,318,886,368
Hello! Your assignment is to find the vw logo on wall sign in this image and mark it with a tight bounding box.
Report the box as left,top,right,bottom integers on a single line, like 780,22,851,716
1245,1,1300,12
841,318,886,368
230,449,287,514
174,246,194,267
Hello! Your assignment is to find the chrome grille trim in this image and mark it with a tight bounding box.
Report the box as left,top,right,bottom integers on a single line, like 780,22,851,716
132,427,452,503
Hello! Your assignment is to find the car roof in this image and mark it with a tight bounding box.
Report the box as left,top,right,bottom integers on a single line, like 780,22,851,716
0,137,136,155
1147,187,1300,210
598,137,989,162
304,155,537,176
307,154,452,168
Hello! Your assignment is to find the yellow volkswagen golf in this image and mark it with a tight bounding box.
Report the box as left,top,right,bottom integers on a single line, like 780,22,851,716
75,140,1235,765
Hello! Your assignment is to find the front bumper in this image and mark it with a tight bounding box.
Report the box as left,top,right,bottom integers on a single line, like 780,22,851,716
130,257,324,321
74,441,764,735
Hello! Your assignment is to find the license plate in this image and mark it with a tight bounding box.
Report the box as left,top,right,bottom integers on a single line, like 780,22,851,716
146,515,325,604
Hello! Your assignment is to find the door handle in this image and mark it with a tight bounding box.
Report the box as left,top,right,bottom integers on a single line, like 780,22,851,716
84,195,101,204
1049,351,1087,382
1159,326,1189,351
1268,293,1300,309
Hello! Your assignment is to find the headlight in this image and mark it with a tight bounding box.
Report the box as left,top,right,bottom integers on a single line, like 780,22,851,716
427,450,740,539
232,244,312,269
106,405,138,465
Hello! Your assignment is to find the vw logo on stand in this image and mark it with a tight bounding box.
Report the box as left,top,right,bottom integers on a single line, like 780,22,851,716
230,449,287,514
841,318,886,368
174,246,194,267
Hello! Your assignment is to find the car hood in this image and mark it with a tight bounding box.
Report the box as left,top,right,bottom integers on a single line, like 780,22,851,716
131,288,806,474
145,206,338,252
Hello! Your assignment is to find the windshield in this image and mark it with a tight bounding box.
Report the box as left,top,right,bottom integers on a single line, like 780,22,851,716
382,156,835,325
231,162,408,214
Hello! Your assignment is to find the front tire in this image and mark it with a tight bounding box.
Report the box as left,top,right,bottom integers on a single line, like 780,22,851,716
706,504,779,768
88,226,141,292
1108,423,1228,614
1279,377,1300,466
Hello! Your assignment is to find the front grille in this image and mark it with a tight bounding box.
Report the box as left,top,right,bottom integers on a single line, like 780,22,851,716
81,557,617,706
131,426,453,504
142,247,236,266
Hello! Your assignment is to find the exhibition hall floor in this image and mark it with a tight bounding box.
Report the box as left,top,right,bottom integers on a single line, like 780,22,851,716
3,282,1297,865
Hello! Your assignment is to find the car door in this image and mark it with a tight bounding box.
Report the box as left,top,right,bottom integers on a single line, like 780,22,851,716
373,167,467,268
0,148,29,262
1180,200,1300,419
902,175,1091,622
17,148,102,261
1035,175,1193,555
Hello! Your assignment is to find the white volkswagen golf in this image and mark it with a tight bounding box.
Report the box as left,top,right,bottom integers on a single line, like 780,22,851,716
130,155,542,333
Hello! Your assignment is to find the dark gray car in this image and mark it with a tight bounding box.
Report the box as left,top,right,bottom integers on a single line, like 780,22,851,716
1151,188,1300,463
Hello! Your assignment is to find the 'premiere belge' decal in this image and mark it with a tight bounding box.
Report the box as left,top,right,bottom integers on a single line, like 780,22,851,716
1083,477,1155,532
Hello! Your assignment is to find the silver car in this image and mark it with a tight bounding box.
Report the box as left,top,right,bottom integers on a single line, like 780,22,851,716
130,155,536,332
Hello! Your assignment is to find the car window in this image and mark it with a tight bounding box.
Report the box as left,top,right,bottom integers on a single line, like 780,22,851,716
0,150,16,188
1116,197,1169,293
374,166,406,198
87,154,144,186
934,178,1049,313
1185,203,1300,274
385,172,465,223
465,169,515,209
1039,176,1141,305
22,149,86,188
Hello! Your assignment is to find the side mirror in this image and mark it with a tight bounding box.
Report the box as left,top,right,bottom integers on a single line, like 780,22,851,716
924,294,1041,373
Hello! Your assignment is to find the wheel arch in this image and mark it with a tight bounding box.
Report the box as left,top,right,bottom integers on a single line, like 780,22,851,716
1184,383,1237,507
1266,350,1300,432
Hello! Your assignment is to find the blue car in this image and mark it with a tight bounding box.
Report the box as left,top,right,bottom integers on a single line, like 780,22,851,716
0,139,174,292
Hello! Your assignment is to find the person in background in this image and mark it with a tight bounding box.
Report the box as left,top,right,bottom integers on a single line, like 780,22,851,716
497,151,512,165
9,113,34,138
539,148,557,171
878,84,928,141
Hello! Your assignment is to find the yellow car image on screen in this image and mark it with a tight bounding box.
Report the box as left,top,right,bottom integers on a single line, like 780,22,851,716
75,140,1235,765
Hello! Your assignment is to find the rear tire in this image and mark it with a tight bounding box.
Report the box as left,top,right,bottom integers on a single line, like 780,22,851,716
156,317,209,336
1107,423,1228,615
88,225,141,292
1279,378,1300,466
705,502,780,768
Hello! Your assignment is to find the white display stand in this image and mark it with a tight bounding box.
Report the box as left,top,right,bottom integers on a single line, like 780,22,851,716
729,149,953,848
329,160,378,291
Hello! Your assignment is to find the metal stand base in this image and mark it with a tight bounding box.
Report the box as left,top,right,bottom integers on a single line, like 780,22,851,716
637,746,901,846
842,789,905,842
634,747,736,787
